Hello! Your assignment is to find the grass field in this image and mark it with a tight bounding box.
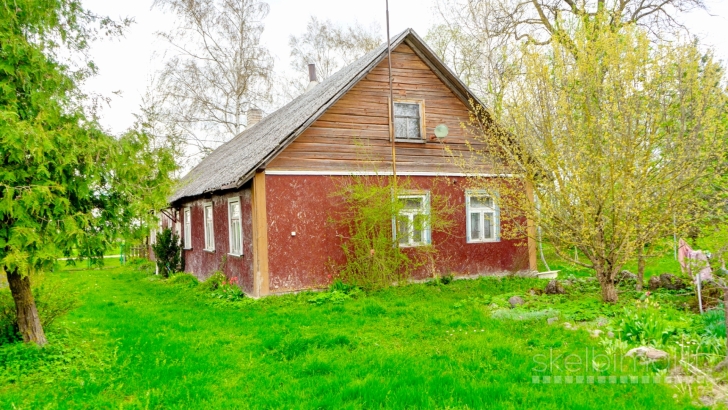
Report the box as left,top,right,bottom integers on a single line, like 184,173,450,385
0,260,703,409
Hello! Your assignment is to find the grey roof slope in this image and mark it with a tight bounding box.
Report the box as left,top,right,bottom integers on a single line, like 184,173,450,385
170,28,484,204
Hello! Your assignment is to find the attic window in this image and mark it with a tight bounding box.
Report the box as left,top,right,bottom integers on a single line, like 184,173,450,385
394,102,423,141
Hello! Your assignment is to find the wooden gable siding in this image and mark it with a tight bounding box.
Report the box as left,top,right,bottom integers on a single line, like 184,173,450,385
267,44,483,173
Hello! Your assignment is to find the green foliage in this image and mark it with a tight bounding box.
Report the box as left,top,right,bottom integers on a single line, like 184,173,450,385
209,276,245,302
0,277,79,344
0,0,177,343
307,280,363,306
167,273,199,288
151,228,182,278
618,298,690,347
702,307,726,338
331,175,453,290
200,271,226,292
471,13,728,303
427,273,455,286
0,0,174,276
198,272,244,301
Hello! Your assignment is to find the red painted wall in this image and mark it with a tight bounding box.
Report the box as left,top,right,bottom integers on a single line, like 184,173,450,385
178,186,255,294
265,174,528,293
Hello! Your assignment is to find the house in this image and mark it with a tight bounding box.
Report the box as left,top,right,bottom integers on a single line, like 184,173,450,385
168,29,537,297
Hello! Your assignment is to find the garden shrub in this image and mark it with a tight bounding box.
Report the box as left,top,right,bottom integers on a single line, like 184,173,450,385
151,228,182,278
200,271,226,292
210,276,245,301
330,175,453,290
702,307,726,338
618,298,690,346
198,272,245,301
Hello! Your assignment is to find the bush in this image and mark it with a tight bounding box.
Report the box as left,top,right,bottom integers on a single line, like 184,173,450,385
168,273,199,288
200,271,226,292
210,277,245,302
198,272,245,301
0,276,79,345
618,298,689,347
151,228,182,278
702,307,726,338
330,176,453,290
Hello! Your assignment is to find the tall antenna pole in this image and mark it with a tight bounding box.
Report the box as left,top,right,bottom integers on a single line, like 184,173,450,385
386,0,397,185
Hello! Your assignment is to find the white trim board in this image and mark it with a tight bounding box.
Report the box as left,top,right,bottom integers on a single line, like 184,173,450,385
265,170,516,177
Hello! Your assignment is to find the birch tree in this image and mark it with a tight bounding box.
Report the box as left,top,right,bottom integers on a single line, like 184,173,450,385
153,0,274,163
281,17,381,97
428,0,708,114
465,17,727,303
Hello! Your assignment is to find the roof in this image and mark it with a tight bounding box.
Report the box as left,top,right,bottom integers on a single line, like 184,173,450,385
170,28,485,204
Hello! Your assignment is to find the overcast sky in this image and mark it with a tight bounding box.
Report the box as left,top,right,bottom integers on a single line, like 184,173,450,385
81,0,728,136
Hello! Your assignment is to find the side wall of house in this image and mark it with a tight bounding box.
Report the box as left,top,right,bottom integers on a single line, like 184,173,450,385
265,175,529,293
179,186,255,294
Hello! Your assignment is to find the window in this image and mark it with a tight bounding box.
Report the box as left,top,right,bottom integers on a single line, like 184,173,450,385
395,192,430,247
466,191,499,243
203,203,215,251
228,198,243,256
183,207,192,249
394,102,423,140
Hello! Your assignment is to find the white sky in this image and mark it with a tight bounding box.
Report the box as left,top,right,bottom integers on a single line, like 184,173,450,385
81,0,728,136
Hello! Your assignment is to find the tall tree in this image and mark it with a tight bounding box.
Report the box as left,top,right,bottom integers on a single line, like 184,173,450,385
465,17,727,303
428,0,708,113
284,17,381,96
153,0,274,163
0,0,176,345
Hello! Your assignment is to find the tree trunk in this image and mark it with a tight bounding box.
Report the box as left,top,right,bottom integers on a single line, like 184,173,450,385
600,280,618,303
724,287,728,357
636,247,645,291
596,268,619,303
6,268,47,346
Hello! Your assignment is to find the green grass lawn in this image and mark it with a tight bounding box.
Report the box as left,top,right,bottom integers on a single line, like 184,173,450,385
0,263,702,409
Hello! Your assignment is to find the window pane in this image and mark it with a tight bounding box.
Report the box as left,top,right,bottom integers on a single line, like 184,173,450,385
394,103,419,117
232,220,242,253
401,197,422,210
470,212,481,240
394,117,407,139
397,216,410,245
470,195,493,209
484,212,493,239
413,214,426,243
405,118,420,139
231,202,240,218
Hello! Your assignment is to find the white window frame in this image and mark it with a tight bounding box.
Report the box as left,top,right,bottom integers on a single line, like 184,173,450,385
183,207,192,249
392,100,425,142
227,197,243,256
203,202,215,251
394,191,431,247
466,190,500,243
